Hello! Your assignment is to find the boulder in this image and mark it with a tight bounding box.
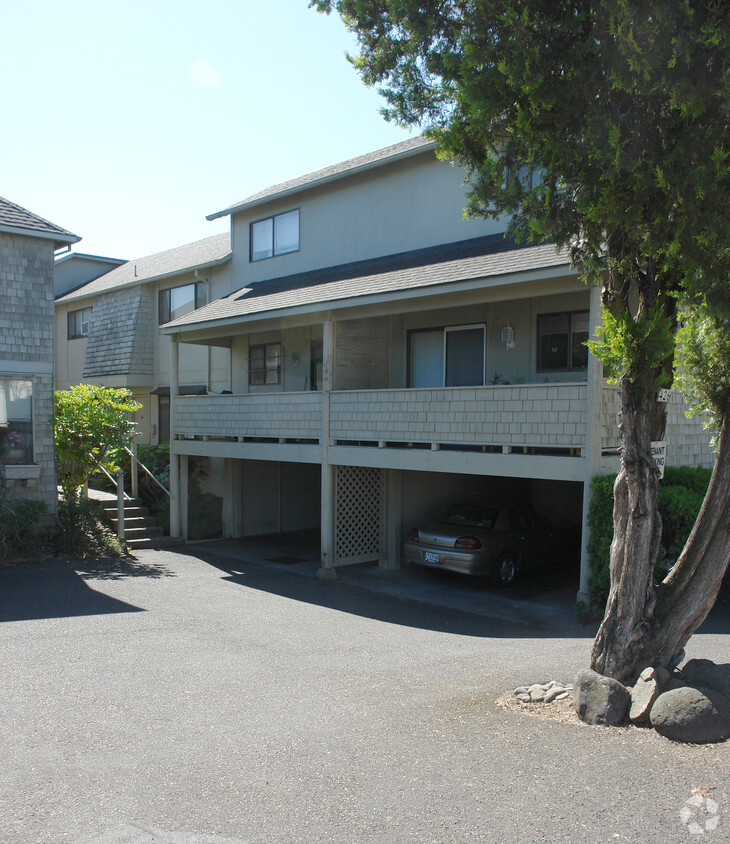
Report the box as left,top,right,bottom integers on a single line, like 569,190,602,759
650,686,730,744
680,660,730,697
574,668,631,726
630,667,665,724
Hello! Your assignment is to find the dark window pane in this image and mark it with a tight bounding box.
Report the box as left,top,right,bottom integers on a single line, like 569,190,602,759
538,314,570,370
446,328,484,386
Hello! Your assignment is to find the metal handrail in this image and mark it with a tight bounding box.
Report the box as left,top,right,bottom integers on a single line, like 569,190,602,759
97,463,133,501
123,445,171,498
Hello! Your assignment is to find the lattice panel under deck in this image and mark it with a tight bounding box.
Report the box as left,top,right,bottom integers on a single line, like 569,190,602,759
335,466,385,563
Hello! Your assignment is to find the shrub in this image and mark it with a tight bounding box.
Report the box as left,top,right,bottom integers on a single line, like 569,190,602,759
0,494,46,563
587,466,712,611
56,500,126,558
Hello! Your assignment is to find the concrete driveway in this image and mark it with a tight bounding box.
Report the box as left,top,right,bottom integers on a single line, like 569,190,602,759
1,546,727,843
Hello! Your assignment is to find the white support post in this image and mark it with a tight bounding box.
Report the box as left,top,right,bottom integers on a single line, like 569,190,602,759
169,337,181,538
116,468,125,540
318,318,337,580
578,282,604,606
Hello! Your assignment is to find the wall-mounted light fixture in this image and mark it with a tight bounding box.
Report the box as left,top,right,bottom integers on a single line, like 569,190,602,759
288,351,299,366
501,324,515,350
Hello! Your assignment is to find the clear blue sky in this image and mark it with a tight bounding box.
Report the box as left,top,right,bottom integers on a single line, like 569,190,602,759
1,1,418,260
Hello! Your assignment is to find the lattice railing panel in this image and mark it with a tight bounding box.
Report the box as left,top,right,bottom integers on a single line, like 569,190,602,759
335,466,385,562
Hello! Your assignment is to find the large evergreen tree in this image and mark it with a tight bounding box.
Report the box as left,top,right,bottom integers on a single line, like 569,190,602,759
313,0,730,682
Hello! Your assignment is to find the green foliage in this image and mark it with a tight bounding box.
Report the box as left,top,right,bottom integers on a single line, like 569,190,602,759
675,301,730,433
586,474,616,608
587,467,712,608
55,500,126,558
657,485,705,560
587,305,674,391
313,1,730,280
54,385,142,505
0,493,46,563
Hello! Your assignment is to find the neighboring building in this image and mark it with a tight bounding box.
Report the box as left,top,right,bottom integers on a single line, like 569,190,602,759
159,137,714,594
54,251,126,298
0,196,80,515
54,233,232,447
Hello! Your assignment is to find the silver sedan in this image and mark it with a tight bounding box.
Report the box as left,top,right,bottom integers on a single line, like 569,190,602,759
403,502,551,586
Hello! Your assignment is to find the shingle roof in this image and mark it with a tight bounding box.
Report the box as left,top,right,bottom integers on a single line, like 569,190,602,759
57,232,231,303
206,136,434,220
163,234,572,331
0,195,79,245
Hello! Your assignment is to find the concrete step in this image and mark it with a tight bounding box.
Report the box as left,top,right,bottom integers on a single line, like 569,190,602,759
123,525,164,539
108,515,160,529
126,535,185,550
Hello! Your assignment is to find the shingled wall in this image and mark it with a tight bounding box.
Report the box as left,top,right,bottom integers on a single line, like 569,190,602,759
83,285,155,378
0,232,58,514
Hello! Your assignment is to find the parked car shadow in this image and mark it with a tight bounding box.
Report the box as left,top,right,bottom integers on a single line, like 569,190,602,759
0,559,146,622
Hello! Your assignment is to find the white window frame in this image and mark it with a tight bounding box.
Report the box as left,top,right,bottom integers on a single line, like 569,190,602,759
250,209,300,262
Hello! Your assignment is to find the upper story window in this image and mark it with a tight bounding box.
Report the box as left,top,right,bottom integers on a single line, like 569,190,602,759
68,307,92,340
249,342,282,386
250,209,299,262
159,281,208,325
0,379,33,465
537,311,589,372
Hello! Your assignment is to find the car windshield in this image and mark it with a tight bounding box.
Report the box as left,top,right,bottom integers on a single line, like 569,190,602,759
439,505,497,530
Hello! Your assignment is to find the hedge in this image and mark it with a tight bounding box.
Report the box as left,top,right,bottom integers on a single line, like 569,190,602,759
586,466,712,610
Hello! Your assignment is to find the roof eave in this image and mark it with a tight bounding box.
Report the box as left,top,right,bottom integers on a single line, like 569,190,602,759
56,251,233,304
206,140,437,221
0,223,80,247
161,261,574,338
55,252,126,266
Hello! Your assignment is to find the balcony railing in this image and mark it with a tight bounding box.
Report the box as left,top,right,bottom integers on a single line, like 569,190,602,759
174,392,322,441
174,383,591,453
172,382,712,467
330,384,588,450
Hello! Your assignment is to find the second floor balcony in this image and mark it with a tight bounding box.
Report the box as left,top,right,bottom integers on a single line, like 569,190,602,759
174,382,594,455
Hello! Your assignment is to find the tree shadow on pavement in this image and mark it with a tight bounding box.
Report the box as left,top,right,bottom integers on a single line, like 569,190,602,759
75,554,176,581
0,559,144,622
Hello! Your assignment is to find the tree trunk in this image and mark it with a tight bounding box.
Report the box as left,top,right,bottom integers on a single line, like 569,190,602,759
590,375,665,682
592,407,730,684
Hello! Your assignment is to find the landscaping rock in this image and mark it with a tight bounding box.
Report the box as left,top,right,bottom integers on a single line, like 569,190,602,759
680,660,730,697
650,686,730,744
574,668,631,726
630,666,665,725
512,680,571,705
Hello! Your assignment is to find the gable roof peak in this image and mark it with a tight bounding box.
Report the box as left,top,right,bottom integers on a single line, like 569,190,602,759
207,135,435,221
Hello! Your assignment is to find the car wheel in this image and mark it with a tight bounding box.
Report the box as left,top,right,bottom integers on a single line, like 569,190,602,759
496,552,518,587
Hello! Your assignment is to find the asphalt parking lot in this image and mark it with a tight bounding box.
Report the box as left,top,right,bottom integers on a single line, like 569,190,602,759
1,545,728,843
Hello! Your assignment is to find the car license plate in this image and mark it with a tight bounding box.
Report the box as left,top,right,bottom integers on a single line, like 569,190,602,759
424,551,440,564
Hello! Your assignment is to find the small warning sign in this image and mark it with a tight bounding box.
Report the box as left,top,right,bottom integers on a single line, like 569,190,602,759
651,440,667,479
